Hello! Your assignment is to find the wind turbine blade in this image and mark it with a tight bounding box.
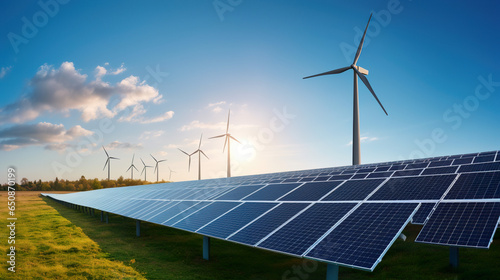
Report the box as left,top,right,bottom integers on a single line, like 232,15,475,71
154,164,158,174
303,66,351,79
353,68,388,115
131,154,135,164
223,135,228,152
178,148,190,156
133,165,139,172
110,157,119,160
229,135,241,144
226,110,230,133
141,158,145,166
189,151,197,156
209,134,226,139
198,134,203,149
353,13,373,65
141,167,145,175
102,146,109,157
126,165,132,172
150,154,157,162
200,150,209,159
103,158,109,170
159,159,167,163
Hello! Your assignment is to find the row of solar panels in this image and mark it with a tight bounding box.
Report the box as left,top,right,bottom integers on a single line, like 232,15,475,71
43,150,500,272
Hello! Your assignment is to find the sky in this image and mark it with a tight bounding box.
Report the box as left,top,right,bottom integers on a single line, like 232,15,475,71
0,0,499,184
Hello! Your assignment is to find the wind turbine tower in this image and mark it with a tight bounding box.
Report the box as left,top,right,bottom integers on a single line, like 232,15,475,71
190,134,209,180
210,110,241,178
102,146,119,180
150,154,167,183
140,158,153,181
126,154,139,180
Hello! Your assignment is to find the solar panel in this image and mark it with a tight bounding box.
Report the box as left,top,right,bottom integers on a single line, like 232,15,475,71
444,171,500,199
306,203,419,271
257,203,356,256
411,203,436,224
321,179,384,201
229,203,309,245
197,202,278,239
42,149,500,274
279,181,342,201
416,202,500,248
369,175,455,201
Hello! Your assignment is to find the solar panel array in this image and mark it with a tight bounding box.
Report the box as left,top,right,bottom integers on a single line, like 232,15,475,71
44,150,500,272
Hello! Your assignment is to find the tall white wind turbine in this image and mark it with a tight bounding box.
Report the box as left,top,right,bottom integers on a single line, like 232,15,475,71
303,14,388,166
190,134,209,180
126,154,139,180
150,154,167,182
102,146,119,180
209,110,241,177
140,158,153,181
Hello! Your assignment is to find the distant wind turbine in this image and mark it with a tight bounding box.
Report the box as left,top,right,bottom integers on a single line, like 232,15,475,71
190,134,209,180
168,166,175,181
210,110,241,177
150,154,167,182
140,158,153,181
102,146,119,180
303,13,388,166
178,148,192,172
126,154,139,180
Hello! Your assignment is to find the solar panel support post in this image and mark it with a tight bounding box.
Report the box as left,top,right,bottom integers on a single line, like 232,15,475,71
136,220,141,237
203,236,210,260
326,263,339,280
100,211,104,222
105,212,109,224
449,247,459,268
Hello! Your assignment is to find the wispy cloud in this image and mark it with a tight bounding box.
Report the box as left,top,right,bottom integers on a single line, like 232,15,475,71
140,130,165,140
179,120,257,131
118,105,174,124
0,66,11,79
95,63,126,80
207,101,227,113
106,141,143,150
0,62,162,124
0,122,93,151
346,136,379,146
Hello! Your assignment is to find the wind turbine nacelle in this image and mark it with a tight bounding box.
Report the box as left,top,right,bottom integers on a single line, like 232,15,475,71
353,65,369,75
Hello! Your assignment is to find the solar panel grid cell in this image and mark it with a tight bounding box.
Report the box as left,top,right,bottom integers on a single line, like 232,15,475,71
369,175,456,200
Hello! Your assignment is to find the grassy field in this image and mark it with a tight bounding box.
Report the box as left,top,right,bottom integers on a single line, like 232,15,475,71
1,192,499,279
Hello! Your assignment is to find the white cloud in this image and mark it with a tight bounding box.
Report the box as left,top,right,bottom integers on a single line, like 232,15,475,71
208,101,226,108
212,106,223,113
0,66,12,79
95,63,126,80
0,62,162,124
118,105,174,124
0,122,93,151
140,130,165,140
347,136,379,146
140,111,174,124
106,141,143,150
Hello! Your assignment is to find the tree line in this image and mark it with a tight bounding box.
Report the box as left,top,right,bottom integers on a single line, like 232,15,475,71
0,176,170,191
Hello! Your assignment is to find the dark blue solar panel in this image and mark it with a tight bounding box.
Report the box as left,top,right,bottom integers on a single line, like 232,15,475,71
215,185,264,200
258,203,356,256
474,155,496,163
445,171,500,199
279,181,342,201
393,169,423,177
416,202,500,248
351,173,367,179
458,162,500,173
299,177,315,182
328,174,353,181
453,157,473,165
374,166,390,172
357,167,376,173
421,166,457,175
479,151,497,156
369,175,456,200
242,183,301,201
137,201,177,220
313,176,331,182
229,203,309,245
173,202,241,231
429,160,453,167
411,203,436,224
268,179,284,184
306,203,418,271
163,202,212,226
147,201,200,224
367,171,393,178
389,165,406,171
321,179,384,201
406,162,429,169
282,178,300,183
198,202,277,239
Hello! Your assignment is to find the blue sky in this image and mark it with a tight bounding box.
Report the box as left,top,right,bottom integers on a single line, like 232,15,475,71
0,0,499,183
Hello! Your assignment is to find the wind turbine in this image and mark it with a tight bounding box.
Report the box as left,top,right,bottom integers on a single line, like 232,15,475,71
190,134,209,180
303,13,388,166
140,158,153,181
102,146,119,180
126,154,139,180
168,166,175,181
150,154,167,182
210,110,241,177
178,148,193,172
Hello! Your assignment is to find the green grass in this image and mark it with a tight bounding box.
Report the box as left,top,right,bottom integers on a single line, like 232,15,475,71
1,192,500,279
